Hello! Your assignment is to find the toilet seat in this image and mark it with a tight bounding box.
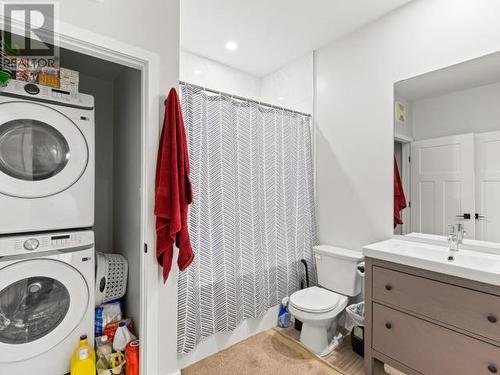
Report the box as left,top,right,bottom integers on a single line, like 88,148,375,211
290,286,343,313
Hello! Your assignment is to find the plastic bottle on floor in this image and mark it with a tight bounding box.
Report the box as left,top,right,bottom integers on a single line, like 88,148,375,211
125,339,140,375
277,297,291,328
70,335,96,375
113,321,136,352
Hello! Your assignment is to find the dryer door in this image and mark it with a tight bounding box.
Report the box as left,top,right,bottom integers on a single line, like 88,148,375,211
0,101,88,198
0,259,89,362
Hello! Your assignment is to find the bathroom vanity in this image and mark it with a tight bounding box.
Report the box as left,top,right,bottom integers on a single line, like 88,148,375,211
363,239,500,375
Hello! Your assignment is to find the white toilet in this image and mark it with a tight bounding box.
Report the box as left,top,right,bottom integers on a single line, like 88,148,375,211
289,245,364,355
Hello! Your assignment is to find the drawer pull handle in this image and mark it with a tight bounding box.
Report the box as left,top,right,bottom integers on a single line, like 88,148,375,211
488,315,497,323
385,322,392,329
488,364,497,374
385,284,392,291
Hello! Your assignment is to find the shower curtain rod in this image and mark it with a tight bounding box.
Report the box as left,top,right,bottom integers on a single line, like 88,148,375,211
179,81,312,117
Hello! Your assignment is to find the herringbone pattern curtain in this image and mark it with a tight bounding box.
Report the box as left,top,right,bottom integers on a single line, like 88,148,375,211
177,83,316,353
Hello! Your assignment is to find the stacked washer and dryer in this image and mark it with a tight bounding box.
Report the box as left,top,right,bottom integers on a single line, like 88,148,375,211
0,80,96,374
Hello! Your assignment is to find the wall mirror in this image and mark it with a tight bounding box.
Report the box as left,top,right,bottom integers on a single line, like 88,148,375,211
394,51,500,243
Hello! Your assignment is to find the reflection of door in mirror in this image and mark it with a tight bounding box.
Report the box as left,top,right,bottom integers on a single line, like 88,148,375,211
410,134,475,238
475,131,500,242
394,51,500,242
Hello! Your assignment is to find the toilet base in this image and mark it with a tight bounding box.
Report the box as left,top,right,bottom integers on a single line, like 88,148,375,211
299,320,337,355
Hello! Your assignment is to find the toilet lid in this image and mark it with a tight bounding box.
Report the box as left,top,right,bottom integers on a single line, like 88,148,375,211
289,286,343,313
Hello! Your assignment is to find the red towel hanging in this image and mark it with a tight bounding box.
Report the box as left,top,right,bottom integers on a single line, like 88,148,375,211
394,157,407,228
155,88,194,282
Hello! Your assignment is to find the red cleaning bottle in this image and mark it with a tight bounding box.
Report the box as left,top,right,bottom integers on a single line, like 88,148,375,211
125,339,140,375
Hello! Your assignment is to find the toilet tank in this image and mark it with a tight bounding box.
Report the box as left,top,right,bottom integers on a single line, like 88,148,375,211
313,245,364,296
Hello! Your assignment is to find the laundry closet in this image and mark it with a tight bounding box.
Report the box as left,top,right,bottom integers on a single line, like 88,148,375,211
60,47,143,323
60,46,144,357
0,37,145,375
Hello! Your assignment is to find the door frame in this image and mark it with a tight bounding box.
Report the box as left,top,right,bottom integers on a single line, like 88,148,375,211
394,133,412,234
1,17,162,375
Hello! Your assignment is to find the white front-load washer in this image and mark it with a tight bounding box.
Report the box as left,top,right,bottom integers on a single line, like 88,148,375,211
0,230,95,375
0,79,94,234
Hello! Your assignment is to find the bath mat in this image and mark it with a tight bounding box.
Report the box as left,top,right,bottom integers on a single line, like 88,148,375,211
181,329,346,375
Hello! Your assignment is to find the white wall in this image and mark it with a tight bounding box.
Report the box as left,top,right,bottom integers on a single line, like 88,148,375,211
315,0,500,252
261,53,313,114
180,51,261,99
412,81,500,140
58,0,178,90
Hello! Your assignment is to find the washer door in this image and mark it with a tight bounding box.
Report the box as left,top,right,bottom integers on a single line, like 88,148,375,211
0,259,89,362
0,101,88,198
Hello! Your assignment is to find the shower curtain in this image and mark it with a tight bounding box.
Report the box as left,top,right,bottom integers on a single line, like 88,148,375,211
177,83,317,353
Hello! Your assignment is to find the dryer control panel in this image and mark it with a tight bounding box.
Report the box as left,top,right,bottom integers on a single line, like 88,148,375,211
0,79,94,109
0,230,94,257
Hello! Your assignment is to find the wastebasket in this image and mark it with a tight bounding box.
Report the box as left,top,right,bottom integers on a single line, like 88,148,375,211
345,301,365,357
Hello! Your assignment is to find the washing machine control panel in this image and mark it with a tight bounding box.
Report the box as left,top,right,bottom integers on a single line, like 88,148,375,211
0,231,94,257
23,238,39,251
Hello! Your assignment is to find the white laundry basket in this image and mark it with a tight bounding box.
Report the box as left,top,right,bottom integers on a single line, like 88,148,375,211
95,252,128,306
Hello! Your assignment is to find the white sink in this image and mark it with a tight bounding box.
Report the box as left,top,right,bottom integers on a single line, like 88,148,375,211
363,239,500,286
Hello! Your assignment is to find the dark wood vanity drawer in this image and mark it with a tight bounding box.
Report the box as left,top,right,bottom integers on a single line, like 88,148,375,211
373,303,500,375
372,265,500,342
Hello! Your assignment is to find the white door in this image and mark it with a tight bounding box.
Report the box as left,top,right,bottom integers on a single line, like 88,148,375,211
411,134,475,237
475,131,500,242
0,259,89,362
0,101,88,198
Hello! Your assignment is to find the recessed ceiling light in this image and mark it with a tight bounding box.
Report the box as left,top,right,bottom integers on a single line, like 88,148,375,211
193,69,202,75
278,96,285,101
225,41,238,51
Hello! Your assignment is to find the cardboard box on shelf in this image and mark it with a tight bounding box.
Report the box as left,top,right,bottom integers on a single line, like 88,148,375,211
59,67,79,93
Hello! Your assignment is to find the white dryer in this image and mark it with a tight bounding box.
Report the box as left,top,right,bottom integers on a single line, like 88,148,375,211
0,80,94,234
0,230,95,375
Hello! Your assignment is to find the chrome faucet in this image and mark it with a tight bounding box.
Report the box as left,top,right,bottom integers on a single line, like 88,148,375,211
448,223,466,251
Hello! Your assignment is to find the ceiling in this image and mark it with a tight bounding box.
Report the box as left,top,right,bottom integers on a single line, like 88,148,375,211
396,51,500,101
181,0,412,77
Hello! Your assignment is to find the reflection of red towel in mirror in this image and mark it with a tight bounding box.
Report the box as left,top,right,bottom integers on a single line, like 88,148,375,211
155,88,194,282
394,158,407,228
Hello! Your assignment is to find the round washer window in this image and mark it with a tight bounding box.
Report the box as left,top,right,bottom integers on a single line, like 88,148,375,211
0,276,70,344
0,119,70,181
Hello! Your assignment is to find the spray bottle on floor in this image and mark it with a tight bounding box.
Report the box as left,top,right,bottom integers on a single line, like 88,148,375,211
277,297,291,328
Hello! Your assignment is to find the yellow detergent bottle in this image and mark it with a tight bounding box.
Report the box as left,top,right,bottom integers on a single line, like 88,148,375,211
70,335,96,375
